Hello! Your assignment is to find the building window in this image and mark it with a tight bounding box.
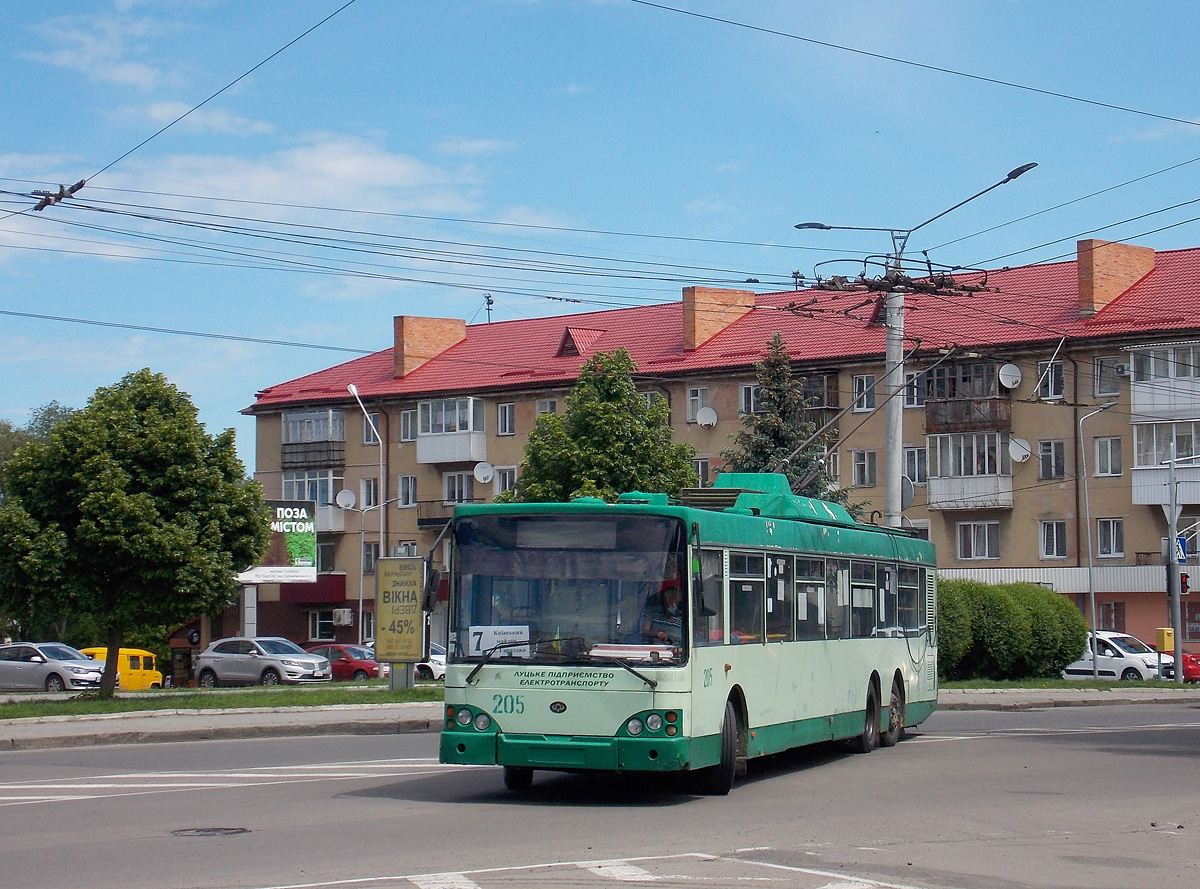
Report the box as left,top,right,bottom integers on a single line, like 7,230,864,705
362,609,374,644
1175,345,1200,378
692,458,710,487
495,467,517,496
493,467,516,496
957,522,1000,560
399,409,417,442
418,398,484,434
535,398,557,416
497,403,515,436
1038,440,1066,480
1037,360,1065,400
904,371,927,408
1040,520,1068,559
397,475,417,507
1134,421,1200,467
929,432,1010,478
1094,357,1123,396
282,409,345,444
851,450,877,487
308,610,335,641
928,363,995,399
362,542,380,576
360,477,379,509
1097,518,1124,558
686,387,710,422
1096,437,1122,476
316,542,336,573
362,412,380,445
904,446,927,485
1099,601,1126,633
852,374,876,412
740,384,762,415
444,472,474,503
282,469,342,506
826,450,840,487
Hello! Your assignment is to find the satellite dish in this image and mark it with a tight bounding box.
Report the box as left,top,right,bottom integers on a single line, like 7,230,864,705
335,489,356,509
998,363,1023,389
1009,437,1032,463
900,475,915,511
473,461,495,484
696,407,718,428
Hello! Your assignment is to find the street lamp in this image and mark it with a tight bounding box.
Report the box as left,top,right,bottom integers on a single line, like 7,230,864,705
335,489,405,646
795,162,1037,528
347,383,387,643
1078,401,1116,679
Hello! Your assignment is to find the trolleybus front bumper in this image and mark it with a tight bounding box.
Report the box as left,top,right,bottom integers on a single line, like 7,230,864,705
441,729,699,772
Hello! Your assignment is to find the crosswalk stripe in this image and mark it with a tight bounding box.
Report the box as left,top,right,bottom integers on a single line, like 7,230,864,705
408,875,482,889
579,862,659,882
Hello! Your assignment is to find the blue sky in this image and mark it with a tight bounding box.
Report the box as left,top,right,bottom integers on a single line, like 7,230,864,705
3,1,1199,468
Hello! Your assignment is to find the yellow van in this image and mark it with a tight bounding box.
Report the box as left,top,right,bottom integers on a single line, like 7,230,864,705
80,647,164,690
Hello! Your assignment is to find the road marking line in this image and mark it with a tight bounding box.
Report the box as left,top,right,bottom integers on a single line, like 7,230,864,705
408,875,481,889
579,861,659,881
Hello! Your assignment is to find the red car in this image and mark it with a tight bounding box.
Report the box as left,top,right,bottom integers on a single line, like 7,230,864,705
1179,651,1200,683
305,644,387,682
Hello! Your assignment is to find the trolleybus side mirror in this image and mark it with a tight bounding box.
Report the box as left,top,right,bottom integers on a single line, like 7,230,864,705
422,564,441,613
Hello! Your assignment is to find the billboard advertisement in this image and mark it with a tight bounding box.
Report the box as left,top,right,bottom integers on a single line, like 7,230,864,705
236,500,318,584
374,557,427,663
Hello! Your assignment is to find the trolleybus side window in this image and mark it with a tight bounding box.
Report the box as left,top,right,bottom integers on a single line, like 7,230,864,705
876,564,899,636
850,560,877,638
729,550,765,644
766,555,792,641
826,559,849,639
695,548,726,646
794,558,826,640
898,565,921,633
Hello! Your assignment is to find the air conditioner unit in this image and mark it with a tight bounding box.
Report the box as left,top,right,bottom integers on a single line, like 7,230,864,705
331,608,354,626
1114,363,1130,377
392,544,417,557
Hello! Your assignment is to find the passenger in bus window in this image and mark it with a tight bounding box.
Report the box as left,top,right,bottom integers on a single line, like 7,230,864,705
641,581,684,644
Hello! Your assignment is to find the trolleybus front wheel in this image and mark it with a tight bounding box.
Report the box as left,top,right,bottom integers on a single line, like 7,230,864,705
503,766,533,791
693,700,739,795
880,677,904,747
850,681,880,754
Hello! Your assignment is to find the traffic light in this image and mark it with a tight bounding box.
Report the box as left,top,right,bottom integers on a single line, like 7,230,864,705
1182,573,1190,596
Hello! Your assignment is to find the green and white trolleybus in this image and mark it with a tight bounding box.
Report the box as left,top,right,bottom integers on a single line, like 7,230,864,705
438,472,937,793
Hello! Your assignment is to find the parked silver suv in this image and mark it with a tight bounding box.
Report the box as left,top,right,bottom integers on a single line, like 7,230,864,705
195,636,332,687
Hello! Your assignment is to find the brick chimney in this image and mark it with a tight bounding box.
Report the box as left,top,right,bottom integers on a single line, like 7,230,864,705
683,286,756,350
393,315,466,377
1077,239,1155,317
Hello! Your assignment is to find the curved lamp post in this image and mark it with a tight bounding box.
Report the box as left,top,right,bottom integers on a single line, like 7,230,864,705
795,163,1037,529
1078,401,1116,679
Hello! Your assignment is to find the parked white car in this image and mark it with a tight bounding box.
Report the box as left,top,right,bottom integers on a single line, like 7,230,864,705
415,642,446,681
1062,630,1173,681
0,642,107,692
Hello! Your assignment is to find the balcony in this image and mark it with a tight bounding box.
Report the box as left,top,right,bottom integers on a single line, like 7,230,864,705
924,398,1011,434
927,474,1014,510
416,498,483,528
415,430,487,464
316,505,344,533
1131,465,1200,507
1130,374,1200,422
281,441,345,470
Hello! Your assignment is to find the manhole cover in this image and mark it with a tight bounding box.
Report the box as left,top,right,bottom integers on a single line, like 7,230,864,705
170,827,251,837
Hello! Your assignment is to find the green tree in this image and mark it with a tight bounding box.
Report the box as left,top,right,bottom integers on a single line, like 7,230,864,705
720,333,852,511
509,349,697,502
0,369,269,695
0,400,73,502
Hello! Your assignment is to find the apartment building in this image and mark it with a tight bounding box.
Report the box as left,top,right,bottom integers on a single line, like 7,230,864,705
232,239,1200,650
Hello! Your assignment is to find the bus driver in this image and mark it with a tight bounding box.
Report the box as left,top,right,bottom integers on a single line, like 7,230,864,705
640,580,684,644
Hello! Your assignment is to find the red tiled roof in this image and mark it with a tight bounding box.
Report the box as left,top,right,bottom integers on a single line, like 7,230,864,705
247,245,1200,412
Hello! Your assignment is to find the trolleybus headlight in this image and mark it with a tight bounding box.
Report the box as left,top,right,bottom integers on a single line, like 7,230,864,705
646,713,663,731
473,712,491,731
626,718,644,736
456,708,473,726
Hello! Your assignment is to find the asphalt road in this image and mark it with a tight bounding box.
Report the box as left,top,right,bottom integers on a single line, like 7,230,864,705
2,703,1197,889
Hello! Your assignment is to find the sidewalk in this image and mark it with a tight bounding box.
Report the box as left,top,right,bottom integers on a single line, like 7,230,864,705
2,687,1197,751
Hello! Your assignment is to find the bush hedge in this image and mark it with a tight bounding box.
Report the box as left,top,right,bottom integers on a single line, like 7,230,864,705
937,578,1089,680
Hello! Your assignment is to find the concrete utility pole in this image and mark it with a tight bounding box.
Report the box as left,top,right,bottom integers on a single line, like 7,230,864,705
796,162,1037,528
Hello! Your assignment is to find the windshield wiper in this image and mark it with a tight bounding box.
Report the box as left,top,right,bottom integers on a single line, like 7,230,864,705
464,635,586,685
585,654,658,689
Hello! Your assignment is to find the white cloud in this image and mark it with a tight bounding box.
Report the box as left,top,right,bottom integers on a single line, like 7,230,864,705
686,196,735,216
24,14,175,90
437,138,518,156
137,102,277,136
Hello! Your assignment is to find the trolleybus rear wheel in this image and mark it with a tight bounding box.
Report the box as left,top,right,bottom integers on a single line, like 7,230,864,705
880,678,904,747
850,681,880,754
503,766,533,791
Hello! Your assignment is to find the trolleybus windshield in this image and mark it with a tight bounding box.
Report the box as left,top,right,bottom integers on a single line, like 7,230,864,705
450,513,688,665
